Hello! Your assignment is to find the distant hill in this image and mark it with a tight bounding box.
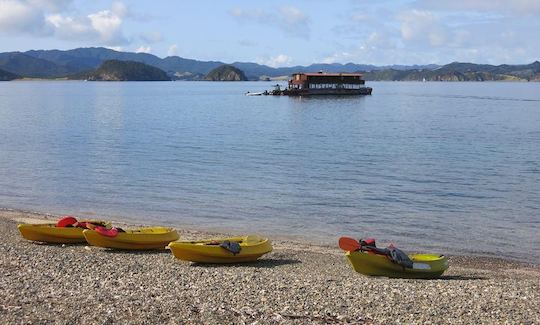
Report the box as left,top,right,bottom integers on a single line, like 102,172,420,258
0,68,19,81
0,47,538,81
361,61,540,81
0,52,71,78
22,47,223,77
204,65,247,81
72,60,170,81
0,47,439,80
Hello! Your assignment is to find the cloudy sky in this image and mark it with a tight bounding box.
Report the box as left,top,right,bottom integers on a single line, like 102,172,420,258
0,0,538,66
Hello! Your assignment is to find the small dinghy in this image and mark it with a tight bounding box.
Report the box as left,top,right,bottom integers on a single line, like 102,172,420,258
83,226,179,250
168,235,272,263
245,91,263,96
339,237,448,279
18,216,110,244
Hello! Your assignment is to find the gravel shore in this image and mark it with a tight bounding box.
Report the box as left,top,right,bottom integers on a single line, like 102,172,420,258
1,209,539,324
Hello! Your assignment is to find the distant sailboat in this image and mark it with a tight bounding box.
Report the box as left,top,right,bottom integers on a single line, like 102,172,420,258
422,77,426,82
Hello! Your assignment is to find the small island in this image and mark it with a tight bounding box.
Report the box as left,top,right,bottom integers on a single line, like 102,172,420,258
73,60,171,81
204,64,247,81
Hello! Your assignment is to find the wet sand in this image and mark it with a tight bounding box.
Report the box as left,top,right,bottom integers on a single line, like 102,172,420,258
1,209,539,324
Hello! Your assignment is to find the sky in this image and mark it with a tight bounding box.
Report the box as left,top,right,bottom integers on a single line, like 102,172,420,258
0,0,539,66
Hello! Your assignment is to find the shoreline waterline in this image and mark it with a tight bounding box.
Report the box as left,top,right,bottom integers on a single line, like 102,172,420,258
2,208,539,324
3,206,538,267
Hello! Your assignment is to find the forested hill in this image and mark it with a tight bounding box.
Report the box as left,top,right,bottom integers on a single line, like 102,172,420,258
361,61,540,81
71,60,170,81
204,65,247,81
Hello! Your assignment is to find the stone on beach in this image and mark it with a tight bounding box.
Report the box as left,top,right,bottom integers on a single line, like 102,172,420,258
1,210,539,324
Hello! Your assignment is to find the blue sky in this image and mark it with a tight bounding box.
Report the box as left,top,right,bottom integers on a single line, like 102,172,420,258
0,0,538,66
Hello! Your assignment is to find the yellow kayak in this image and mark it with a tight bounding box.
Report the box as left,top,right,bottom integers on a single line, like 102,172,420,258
83,227,179,250
18,221,110,244
346,251,449,279
168,235,272,263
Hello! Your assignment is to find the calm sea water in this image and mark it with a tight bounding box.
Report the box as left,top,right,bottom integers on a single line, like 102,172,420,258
0,81,539,262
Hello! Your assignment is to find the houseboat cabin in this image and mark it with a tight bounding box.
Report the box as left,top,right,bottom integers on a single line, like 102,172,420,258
284,72,372,96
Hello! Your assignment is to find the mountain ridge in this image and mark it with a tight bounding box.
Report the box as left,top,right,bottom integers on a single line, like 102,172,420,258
361,61,540,81
0,47,538,81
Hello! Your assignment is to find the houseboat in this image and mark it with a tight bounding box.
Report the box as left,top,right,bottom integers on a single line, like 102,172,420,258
283,71,372,96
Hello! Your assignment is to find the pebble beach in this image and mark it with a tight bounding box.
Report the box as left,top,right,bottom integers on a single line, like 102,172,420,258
1,209,539,324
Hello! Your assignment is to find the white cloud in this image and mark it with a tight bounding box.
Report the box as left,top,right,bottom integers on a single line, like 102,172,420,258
167,44,178,56
0,0,130,46
413,0,540,16
258,54,292,67
229,8,264,20
230,6,310,39
0,0,52,34
135,45,151,53
279,6,306,26
321,52,353,64
87,5,127,45
110,1,127,17
46,14,95,40
398,10,448,47
323,4,540,66
105,46,123,52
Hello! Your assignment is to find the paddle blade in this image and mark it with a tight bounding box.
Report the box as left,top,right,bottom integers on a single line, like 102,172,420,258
338,237,361,252
56,216,78,227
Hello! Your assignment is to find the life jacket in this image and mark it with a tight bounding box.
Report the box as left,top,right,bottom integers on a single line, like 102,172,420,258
56,216,108,229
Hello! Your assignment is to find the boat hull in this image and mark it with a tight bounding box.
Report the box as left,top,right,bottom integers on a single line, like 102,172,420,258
168,236,272,263
18,222,109,244
346,251,448,279
283,87,372,96
83,227,179,250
